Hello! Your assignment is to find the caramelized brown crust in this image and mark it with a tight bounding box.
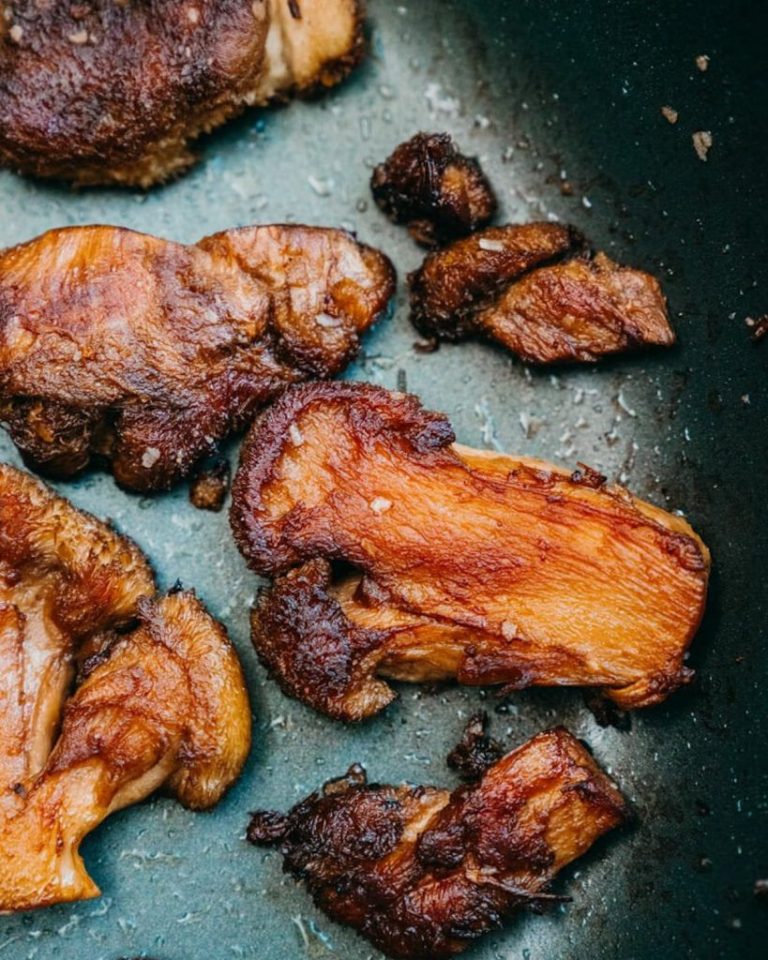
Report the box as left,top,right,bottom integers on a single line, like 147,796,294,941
409,223,675,363
0,464,251,911
371,133,497,247
248,726,627,960
232,382,710,719
0,0,365,187
0,224,395,492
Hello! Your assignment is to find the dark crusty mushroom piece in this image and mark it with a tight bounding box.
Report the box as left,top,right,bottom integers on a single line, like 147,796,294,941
0,0,365,187
0,223,395,492
371,132,497,247
248,724,627,960
409,222,676,363
0,463,251,912
231,381,709,720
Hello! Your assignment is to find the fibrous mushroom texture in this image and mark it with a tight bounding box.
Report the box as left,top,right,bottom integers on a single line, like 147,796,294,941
248,724,627,960
231,381,710,720
0,464,251,911
371,132,497,247
0,0,365,186
409,222,676,363
0,223,395,492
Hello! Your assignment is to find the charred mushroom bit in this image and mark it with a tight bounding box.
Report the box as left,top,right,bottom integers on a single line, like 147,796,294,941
0,224,395,492
0,463,251,911
371,132,498,247
231,381,710,720
409,222,676,363
248,725,627,960
0,0,365,186
190,458,231,512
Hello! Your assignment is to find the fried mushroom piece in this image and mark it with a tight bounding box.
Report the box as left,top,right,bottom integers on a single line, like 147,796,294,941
371,133,497,247
248,726,627,960
0,0,365,187
0,464,251,911
0,223,395,492
409,223,675,363
231,382,710,720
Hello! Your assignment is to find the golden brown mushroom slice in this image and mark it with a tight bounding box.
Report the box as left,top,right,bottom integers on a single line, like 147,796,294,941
371,132,497,247
0,0,364,187
409,223,676,363
0,223,395,492
248,722,627,960
231,382,710,720
0,464,251,911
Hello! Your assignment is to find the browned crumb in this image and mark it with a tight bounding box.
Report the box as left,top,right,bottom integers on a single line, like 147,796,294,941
695,54,710,72
692,131,713,161
190,459,231,512
746,315,768,342
446,712,504,781
661,105,679,124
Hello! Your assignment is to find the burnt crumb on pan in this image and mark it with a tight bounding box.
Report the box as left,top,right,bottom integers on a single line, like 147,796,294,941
190,458,231,512
408,222,676,364
0,223,395,493
746,314,768,342
446,712,503,780
371,132,497,247
0,0,365,187
754,879,768,901
0,463,250,912
246,727,627,960
231,381,710,721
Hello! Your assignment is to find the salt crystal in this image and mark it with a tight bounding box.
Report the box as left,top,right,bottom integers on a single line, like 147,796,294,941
478,238,505,253
141,447,161,469
288,424,303,446
315,312,341,328
369,497,392,514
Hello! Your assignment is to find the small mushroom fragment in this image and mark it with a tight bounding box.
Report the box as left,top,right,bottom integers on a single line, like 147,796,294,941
0,464,251,911
409,222,675,363
248,724,627,960
231,381,709,720
371,132,497,246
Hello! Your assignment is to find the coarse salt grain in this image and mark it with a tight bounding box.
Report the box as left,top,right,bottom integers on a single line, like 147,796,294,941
501,621,518,641
478,238,505,253
67,29,89,44
141,447,161,469
369,497,392,514
288,424,304,446
9,24,23,42
187,7,200,23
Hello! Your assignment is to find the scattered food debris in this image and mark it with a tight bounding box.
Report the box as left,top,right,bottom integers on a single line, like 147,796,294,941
695,54,710,72
755,879,768,900
189,458,230,512
661,105,679,124
745,315,768,343
692,130,713,162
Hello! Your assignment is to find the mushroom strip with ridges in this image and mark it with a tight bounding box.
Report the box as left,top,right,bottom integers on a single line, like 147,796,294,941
231,381,710,720
0,464,251,911
248,723,627,960
0,223,395,492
